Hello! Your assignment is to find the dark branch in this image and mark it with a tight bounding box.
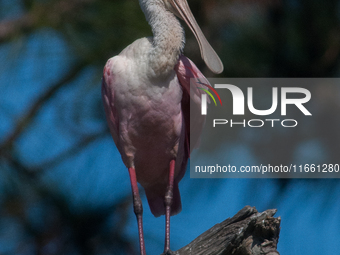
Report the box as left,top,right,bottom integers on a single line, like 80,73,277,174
0,14,34,43
0,130,107,179
0,62,86,153
173,206,280,255
0,0,95,43
34,130,108,170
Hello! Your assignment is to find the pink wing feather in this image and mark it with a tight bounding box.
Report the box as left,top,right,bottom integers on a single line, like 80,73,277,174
101,59,119,144
175,55,209,156
171,55,209,187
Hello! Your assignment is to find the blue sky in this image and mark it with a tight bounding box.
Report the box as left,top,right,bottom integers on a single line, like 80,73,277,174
1,1,340,254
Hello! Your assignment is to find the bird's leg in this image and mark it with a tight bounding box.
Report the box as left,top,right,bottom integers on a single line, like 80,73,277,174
164,160,175,254
128,167,146,255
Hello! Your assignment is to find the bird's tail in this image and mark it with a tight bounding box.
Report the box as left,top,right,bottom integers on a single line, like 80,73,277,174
145,183,182,217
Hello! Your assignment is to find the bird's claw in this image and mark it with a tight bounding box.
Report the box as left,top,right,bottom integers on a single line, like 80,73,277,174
161,249,176,255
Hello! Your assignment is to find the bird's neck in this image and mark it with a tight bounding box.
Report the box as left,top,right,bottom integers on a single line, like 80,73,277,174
140,0,185,77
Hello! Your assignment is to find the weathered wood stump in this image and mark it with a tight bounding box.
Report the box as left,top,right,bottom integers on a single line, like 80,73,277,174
167,206,280,255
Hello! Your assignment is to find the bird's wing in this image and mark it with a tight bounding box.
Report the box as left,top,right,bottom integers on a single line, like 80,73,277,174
175,55,210,156
101,59,119,144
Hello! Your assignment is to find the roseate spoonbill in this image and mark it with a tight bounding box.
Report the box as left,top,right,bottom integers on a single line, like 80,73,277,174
101,0,223,254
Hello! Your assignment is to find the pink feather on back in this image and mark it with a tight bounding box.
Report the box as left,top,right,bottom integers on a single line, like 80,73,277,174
175,55,209,157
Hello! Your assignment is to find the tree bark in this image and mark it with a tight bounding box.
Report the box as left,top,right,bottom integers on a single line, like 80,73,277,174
170,206,280,255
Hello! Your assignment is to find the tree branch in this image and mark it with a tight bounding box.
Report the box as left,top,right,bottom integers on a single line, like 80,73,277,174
0,62,86,153
0,0,95,43
33,130,108,170
0,14,34,43
173,206,280,255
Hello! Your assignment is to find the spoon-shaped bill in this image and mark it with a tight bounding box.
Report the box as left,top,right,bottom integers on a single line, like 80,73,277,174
168,0,224,74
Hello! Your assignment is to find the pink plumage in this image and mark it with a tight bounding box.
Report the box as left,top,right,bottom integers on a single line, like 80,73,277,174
102,55,206,217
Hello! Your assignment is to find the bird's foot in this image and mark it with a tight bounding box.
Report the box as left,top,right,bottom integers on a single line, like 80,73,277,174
161,249,176,255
